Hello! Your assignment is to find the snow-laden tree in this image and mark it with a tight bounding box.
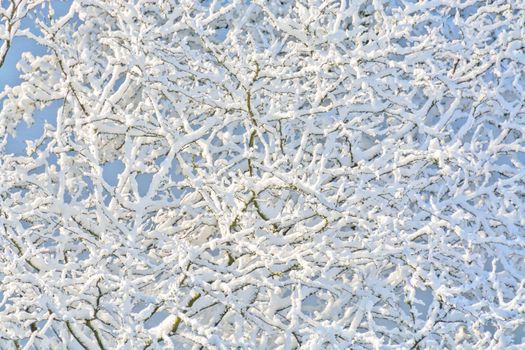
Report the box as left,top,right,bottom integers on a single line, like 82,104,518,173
1,0,524,349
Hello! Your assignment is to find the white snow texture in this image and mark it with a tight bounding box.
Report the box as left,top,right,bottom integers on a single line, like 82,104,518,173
0,0,524,349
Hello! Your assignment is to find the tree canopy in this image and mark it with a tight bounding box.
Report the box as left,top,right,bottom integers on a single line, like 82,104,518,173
0,0,524,349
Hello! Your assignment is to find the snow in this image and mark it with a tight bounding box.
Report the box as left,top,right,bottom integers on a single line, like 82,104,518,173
0,0,524,348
